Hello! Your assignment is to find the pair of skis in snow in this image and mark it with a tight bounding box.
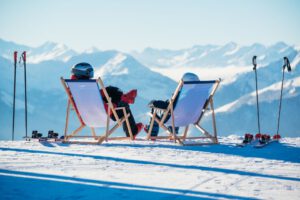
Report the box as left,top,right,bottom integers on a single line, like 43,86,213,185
238,56,292,148
25,130,61,142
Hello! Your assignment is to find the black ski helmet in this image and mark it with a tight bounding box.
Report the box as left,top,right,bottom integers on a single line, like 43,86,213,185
71,62,94,79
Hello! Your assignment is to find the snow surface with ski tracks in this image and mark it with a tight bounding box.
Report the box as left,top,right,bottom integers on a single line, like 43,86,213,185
0,136,299,200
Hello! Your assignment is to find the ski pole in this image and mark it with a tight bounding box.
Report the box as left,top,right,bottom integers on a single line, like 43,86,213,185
276,57,291,137
22,51,28,139
12,51,17,141
252,55,261,134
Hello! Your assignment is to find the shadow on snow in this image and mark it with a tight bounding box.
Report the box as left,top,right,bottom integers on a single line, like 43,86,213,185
103,141,300,163
0,147,299,183
0,169,258,200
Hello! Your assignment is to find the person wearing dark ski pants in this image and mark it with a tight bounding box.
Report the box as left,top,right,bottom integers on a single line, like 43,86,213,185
101,86,143,138
145,99,179,137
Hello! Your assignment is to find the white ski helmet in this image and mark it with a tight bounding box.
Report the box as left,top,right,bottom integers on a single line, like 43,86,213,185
182,72,199,81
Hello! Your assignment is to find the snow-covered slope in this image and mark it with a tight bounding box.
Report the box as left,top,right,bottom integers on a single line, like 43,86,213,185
208,51,300,137
212,76,300,137
216,77,300,114
0,137,299,199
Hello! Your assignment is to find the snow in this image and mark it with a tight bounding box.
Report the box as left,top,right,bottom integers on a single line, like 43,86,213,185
83,47,100,54
173,52,190,63
0,136,299,199
94,53,129,77
224,45,240,56
28,43,74,63
291,52,300,70
150,65,251,82
216,77,300,113
0,91,34,113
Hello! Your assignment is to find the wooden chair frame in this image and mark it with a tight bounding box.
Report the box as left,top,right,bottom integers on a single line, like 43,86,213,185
146,79,221,146
61,77,134,144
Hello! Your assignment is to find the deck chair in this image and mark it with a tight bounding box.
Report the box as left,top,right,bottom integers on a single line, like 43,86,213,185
146,79,221,146
60,77,134,144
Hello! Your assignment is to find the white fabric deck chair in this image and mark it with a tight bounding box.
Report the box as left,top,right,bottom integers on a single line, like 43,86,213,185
146,79,221,146
61,77,133,144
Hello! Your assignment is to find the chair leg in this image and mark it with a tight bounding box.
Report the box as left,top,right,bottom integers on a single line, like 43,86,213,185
194,124,218,144
105,107,111,142
122,108,133,140
210,99,218,143
147,110,157,140
64,100,71,140
98,116,126,143
65,125,85,142
169,105,183,145
182,125,189,141
91,128,96,140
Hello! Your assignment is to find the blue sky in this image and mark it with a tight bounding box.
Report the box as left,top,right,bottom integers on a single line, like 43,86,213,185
0,0,299,52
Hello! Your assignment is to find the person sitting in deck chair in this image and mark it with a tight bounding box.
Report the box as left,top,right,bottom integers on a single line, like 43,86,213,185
144,72,200,137
71,62,143,139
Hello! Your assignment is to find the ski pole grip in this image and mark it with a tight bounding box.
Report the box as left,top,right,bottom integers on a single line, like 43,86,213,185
284,57,291,72
252,55,257,70
22,51,26,62
14,51,18,63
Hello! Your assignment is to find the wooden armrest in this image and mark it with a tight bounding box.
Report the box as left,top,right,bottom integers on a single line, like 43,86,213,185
114,107,126,111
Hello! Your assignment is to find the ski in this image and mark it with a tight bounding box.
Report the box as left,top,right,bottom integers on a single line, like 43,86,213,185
236,133,260,147
39,137,62,143
254,134,279,148
254,139,279,148
236,140,256,147
236,133,253,147
25,130,62,142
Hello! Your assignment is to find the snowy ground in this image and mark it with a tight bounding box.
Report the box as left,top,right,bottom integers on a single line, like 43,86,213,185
0,136,300,200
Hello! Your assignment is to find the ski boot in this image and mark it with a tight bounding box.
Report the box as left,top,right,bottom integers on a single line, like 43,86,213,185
48,130,58,139
259,134,270,144
32,130,42,138
273,134,281,140
255,133,262,140
243,133,253,144
144,123,159,140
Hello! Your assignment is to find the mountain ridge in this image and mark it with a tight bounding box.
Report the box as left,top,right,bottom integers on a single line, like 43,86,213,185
0,38,299,139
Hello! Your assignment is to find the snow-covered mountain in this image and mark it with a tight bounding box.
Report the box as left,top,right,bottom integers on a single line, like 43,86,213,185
205,50,300,137
0,39,77,63
0,39,176,140
214,76,300,137
131,43,300,137
132,42,298,68
1,38,299,140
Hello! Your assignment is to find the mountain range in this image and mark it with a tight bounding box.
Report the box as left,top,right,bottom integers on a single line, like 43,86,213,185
132,42,298,68
0,38,299,140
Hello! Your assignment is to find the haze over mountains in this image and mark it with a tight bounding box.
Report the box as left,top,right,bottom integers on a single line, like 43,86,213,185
0,39,299,140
